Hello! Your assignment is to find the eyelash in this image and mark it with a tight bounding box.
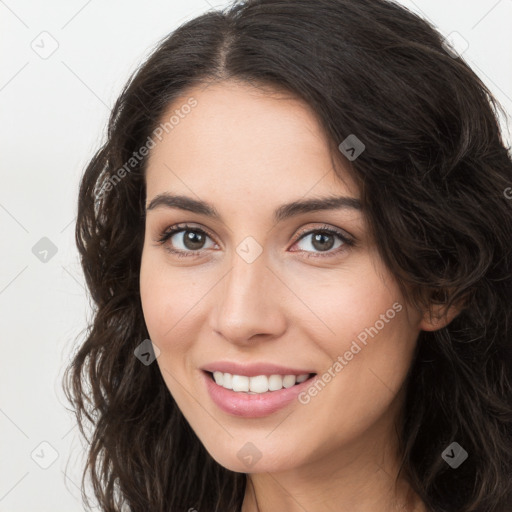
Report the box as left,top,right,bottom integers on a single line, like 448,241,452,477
156,223,355,260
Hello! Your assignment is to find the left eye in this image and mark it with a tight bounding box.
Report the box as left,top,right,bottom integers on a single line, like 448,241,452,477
293,229,350,255
157,224,354,258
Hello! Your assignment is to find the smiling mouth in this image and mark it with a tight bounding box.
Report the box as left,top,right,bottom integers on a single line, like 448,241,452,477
205,370,317,394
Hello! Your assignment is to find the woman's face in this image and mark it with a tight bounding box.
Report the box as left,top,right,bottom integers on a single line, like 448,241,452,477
140,80,427,474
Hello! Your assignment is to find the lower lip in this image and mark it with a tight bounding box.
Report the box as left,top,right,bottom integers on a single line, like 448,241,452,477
202,371,317,418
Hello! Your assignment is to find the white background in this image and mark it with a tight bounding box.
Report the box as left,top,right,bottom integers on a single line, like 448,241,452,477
1,0,511,510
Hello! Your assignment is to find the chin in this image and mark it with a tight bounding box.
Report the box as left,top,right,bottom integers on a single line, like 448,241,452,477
198,433,304,474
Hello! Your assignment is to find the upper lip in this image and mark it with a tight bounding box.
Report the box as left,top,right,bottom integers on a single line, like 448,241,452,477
201,361,316,377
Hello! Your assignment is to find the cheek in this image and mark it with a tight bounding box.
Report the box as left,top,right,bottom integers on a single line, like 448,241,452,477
139,248,211,355
140,252,167,339
289,260,403,352
139,254,201,405
140,248,180,348
296,257,419,412
327,277,417,383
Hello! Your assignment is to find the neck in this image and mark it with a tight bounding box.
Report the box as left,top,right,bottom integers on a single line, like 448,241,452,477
240,394,427,512
241,459,427,512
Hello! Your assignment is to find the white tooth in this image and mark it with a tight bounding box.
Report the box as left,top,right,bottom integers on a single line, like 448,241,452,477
223,373,233,390
249,375,269,393
268,374,284,391
232,374,249,392
282,375,296,388
220,373,308,392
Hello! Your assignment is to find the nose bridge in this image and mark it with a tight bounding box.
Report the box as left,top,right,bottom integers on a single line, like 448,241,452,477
212,243,285,343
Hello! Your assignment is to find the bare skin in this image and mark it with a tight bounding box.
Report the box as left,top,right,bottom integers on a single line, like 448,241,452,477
139,80,457,512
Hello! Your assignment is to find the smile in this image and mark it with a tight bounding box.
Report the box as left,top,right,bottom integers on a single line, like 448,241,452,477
210,371,313,393
202,369,318,418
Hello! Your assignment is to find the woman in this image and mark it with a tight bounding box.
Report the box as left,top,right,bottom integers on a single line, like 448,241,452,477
63,0,512,510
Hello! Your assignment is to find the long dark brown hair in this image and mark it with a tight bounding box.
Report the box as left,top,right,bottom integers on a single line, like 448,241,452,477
63,0,512,510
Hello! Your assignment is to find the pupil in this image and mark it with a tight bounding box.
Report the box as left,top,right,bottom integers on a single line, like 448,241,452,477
185,231,204,250
313,232,334,251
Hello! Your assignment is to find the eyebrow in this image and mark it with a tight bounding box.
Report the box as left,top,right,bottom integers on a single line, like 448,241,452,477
145,192,362,223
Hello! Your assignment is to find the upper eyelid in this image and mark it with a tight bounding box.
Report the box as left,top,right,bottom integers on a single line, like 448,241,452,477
295,224,352,240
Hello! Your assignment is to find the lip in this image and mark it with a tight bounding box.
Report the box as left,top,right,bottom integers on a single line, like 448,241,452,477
202,369,317,418
201,361,315,377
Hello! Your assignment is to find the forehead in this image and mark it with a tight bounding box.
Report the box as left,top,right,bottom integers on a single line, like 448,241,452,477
145,80,359,207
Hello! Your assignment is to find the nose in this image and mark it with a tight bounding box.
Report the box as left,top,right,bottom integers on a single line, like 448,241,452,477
209,250,287,346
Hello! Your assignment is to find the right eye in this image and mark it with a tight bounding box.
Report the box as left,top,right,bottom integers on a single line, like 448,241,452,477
157,224,217,258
